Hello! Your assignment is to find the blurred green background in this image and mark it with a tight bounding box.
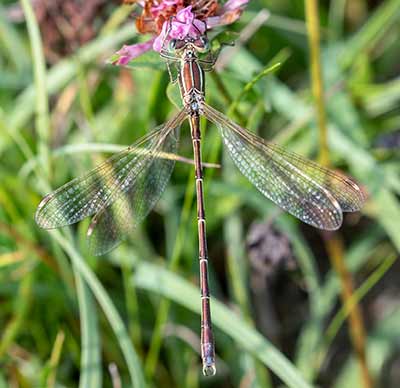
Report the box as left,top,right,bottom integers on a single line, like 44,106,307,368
1,0,400,387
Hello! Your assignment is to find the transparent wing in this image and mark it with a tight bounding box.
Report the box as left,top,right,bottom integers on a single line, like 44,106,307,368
87,113,183,255
202,103,365,230
35,110,186,235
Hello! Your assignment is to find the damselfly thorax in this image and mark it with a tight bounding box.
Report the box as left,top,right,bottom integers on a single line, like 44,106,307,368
35,31,365,377
165,37,208,115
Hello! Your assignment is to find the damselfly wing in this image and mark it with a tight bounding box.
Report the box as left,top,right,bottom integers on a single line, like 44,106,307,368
202,103,365,229
36,110,186,255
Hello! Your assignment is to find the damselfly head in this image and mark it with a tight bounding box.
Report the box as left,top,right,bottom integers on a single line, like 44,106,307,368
168,35,210,55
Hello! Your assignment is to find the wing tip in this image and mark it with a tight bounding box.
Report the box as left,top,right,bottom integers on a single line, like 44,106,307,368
337,171,368,210
311,213,342,231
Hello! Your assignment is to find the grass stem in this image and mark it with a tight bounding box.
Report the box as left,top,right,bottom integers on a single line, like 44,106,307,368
305,2,373,387
323,234,373,388
20,0,51,179
305,0,329,167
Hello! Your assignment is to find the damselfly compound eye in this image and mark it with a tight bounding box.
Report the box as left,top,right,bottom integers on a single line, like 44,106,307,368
200,36,210,51
194,36,210,53
169,39,177,51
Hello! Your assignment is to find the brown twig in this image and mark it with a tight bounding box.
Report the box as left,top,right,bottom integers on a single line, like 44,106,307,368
323,233,373,388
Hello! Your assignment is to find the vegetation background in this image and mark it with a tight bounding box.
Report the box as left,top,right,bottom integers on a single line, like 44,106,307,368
0,0,399,387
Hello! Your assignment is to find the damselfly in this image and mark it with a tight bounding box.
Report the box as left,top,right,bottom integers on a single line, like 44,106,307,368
35,30,365,376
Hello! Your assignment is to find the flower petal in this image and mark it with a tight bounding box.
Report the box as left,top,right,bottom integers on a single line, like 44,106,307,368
223,0,249,12
206,16,222,29
112,39,155,65
151,0,181,17
175,5,194,23
153,21,169,52
188,18,206,37
170,6,205,39
206,0,249,28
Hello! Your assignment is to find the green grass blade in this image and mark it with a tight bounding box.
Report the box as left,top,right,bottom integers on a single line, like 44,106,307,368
325,253,396,344
341,0,400,68
334,306,400,388
134,261,313,388
20,0,51,178
0,5,30,71
74,267,102,388
3,24,137,156
52,231,146,388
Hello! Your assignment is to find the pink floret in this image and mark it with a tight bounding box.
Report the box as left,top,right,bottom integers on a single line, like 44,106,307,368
113,39,155,65
153,6,206,52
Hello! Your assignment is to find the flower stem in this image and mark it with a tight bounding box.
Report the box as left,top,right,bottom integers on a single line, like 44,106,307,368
305,1,373,387
323,234,373,388
305,0,329,167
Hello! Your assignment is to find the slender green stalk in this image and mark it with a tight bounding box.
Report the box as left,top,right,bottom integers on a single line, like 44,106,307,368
227,61,283,116
325,253,396,349
20,0,51,179
74,267,102,388
52,231,146,388
323,235,372,388
45,331,65,388
223,192,251,318
221,75,252,319
328,0,347,41
305,0,329,166
5,23,136,156
101,4,136,34
210,71,246,123
77,64,96,126
123,263,143,352
20,2,106,387
222,158,271,388
305,2,373,387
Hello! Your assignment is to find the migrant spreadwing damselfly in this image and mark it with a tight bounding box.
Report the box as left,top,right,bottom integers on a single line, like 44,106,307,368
35,29,365,376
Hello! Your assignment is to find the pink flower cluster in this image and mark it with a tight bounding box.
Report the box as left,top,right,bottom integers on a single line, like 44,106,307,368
113,0,249,66
153,6,206,52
